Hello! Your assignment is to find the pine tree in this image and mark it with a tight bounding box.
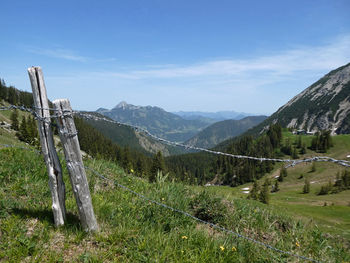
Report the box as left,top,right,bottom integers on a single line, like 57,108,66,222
136,157,145,177
279,166,287,182
303,178,310,194
122,147,132,172
248,180,260,200
259,179,270,204
150,151,165,182
272,180,279,192
10,110,19,130
17,116,29,142
292,146,299,159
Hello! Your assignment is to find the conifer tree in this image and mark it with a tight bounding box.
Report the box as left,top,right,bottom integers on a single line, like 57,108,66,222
303,178,310,194
272,180,279,192
150,151,165,182
248,180,260,200
17,116,28,142
259,179,270,204
10,110,19,130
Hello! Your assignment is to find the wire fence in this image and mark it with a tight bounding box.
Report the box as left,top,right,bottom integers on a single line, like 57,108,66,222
75,111,350,168
0,143,322,263
1,104,350,169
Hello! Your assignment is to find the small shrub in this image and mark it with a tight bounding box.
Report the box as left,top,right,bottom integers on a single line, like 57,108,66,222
189,191,227,225
318,180,332,195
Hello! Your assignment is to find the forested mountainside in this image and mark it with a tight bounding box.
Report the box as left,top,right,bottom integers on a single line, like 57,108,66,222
185,115,267,148
76,112,186,156
246,63,349,136
97,101,214,142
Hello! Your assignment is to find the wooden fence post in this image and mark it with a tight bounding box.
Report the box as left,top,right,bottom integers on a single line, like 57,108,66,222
53,99,99,232
27,66,66,226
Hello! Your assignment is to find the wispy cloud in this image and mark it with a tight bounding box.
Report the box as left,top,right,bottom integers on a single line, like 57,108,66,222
40,34,350,113
28,47,89,62
107,34,350,80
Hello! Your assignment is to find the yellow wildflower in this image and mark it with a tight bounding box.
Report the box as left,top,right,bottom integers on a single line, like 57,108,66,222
162,198,165,201
220,246,225,251
130,169,134,173
232,246,237,252
296,241,300,247
181,235,188,240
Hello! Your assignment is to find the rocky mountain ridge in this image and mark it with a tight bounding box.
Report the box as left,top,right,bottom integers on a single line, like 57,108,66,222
96,102,216,142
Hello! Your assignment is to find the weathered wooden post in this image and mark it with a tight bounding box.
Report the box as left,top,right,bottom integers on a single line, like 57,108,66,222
27,66,66,226
53,99,98,232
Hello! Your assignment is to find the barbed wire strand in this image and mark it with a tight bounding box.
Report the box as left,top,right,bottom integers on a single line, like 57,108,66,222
1,105,350,169
75,111,350,168
85,165,322,263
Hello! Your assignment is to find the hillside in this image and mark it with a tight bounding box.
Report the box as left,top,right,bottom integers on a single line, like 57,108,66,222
76,112,186,156
97,102,215,142
185,115,267,148
0,140,349,262
214,63,350,151
1,80,349,262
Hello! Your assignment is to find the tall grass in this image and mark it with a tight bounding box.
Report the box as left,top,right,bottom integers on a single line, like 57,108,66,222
0,147,349,262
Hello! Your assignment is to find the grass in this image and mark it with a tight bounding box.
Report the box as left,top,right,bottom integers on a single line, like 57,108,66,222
1,113,350,262
1,145,350,262
204,133,350,242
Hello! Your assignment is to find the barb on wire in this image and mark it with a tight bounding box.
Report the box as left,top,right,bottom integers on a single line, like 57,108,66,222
85,165,321,263
75,111,350,169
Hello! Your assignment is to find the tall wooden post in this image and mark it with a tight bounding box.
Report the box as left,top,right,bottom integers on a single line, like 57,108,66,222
53,99,98,232
27,66,66,226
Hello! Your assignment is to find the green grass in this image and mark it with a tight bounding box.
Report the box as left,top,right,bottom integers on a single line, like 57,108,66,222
1,114,350,262
1,146,349,262
206,133,350,242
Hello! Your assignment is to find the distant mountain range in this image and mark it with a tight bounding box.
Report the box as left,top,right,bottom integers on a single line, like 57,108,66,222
76,112,186,156
185,115,268,148
172,110,252,121
96,101,217,142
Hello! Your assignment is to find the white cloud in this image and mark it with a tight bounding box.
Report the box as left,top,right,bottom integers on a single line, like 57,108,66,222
28,47,89,62
107,34,350,80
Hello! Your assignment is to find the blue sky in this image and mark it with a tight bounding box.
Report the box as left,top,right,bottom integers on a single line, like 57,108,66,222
1,0,350,114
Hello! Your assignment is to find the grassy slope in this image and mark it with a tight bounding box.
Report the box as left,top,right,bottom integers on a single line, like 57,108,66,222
0,132,349,262
203,133,350,240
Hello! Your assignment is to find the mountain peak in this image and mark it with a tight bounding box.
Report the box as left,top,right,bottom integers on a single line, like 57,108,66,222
115,101,129,109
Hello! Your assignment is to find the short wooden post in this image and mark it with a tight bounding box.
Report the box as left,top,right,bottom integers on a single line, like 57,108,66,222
53,99,98,232
27,66,66,226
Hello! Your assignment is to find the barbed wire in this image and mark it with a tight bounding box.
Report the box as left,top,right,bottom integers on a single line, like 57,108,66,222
2,104,350,169
75,111,350,169
85,165,322,263
0,105,54,125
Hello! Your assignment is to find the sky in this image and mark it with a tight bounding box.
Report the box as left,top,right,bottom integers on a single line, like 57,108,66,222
1,0,350,115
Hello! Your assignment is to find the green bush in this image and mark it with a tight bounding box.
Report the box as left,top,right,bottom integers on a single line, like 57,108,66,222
189,191,227,225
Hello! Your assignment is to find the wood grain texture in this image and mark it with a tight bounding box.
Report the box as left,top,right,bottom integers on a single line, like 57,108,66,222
27,66,66,226
53,99,98,232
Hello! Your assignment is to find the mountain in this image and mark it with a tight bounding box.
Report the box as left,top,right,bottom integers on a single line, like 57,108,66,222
76,112,187,156
220,63,350,147
185,115,268,148
173,110,252,121
96,102,214,142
